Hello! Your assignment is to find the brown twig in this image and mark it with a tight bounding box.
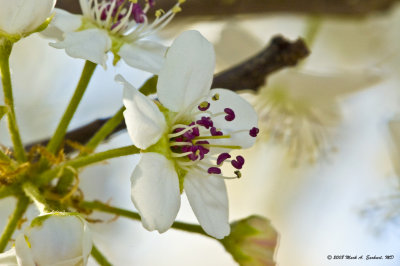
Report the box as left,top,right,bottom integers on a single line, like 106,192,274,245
56,0,399,16
24,36,309,153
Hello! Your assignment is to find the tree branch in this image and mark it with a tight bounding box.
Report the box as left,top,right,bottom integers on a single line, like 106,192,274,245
56,0,399,16
25,36,308,154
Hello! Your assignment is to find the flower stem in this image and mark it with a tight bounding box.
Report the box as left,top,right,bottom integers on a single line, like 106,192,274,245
80,200,208,237
0,39,26,162
91,244,112,266
46,61,97,154
22,182,49,214
83,107,126,154
0,195,29,252
39,145,140,185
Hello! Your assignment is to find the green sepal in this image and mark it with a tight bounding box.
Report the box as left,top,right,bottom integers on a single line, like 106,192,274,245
139,75,158,96
30,212,82,228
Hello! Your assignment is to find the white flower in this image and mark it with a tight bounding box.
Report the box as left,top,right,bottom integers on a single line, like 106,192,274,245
44,0,185,70
0,0,56,40
0,213,92,266
118,30,259,239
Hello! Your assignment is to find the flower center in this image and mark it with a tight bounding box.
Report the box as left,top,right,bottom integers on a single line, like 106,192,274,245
87,0,184,37
167,95,259,180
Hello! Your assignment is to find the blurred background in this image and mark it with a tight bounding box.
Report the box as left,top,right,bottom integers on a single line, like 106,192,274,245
2,0,400,265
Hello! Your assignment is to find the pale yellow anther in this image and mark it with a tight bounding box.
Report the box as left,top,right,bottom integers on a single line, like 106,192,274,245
199,101,209,109
155,9,165,17
178,0,186,3
129,0,138,3
212,93,220,101
172,6,182,13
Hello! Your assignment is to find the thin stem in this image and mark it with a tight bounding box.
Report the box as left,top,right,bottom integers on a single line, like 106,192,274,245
39,145,140,185
0,195,29,252
80,200,208,237
46,61,97,154
84,107,126,154
22,182,49,214
91,244,112,266
0,39,26,162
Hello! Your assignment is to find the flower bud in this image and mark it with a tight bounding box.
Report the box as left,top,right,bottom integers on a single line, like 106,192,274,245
13,212,92,266
0,0,56,39
221,216,279,266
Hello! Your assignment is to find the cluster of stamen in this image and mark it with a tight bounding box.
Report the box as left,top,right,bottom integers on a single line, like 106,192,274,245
88,0,185,38
168,94,259,180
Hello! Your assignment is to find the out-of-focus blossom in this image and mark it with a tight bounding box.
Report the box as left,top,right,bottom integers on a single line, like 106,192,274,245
248,69,382,165
119,30,259,239
0,0,56,41
0,212,92,266
44,0,185,70
221,215,279,266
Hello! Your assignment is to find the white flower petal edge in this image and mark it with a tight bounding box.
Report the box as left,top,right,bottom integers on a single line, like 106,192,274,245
131,153,181,233
50,29,111,68
0,0,56,36
119,40,167,75
118,75,167,150
0,248,18,266
42,9,82,41
184,172,230,239
157,30,215,112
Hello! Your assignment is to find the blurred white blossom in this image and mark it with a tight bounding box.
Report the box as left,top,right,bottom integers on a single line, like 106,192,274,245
0,0,56,40
44,0,184,70
0,213,92,266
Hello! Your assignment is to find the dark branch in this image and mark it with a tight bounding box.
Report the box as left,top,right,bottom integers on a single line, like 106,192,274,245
56,0,399,16
25,36,309,153
212,36,309,91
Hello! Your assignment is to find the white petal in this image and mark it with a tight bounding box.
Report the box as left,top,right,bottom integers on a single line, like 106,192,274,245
131,152,181,233
0,0,55,35
50,29,111,67
0,248,18,266
120,41,167,74
15,235,35,266
117,75,167,149
158,30,215,112
207,88,258,149
25,215,88,265
42,8,82,40
184,172,230,239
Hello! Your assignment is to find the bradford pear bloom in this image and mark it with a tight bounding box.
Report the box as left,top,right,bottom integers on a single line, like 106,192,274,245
45,0,184,70
119,30,259,239
0,213,92,266
0,0,56,40
221,216,279,266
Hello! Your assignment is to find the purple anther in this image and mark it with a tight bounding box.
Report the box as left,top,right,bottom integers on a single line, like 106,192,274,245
196,141,210,159
183,122,199,140
198,101,210,112
148,0,156,7
196,116,214,129
210,127,223,136
217,153,231,165
249,127,259,137
132,3,145,23
224,108,235,121
208,167,221,174
231,155,245,170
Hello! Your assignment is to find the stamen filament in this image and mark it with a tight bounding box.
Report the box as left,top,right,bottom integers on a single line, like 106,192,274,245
193,135,231,140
